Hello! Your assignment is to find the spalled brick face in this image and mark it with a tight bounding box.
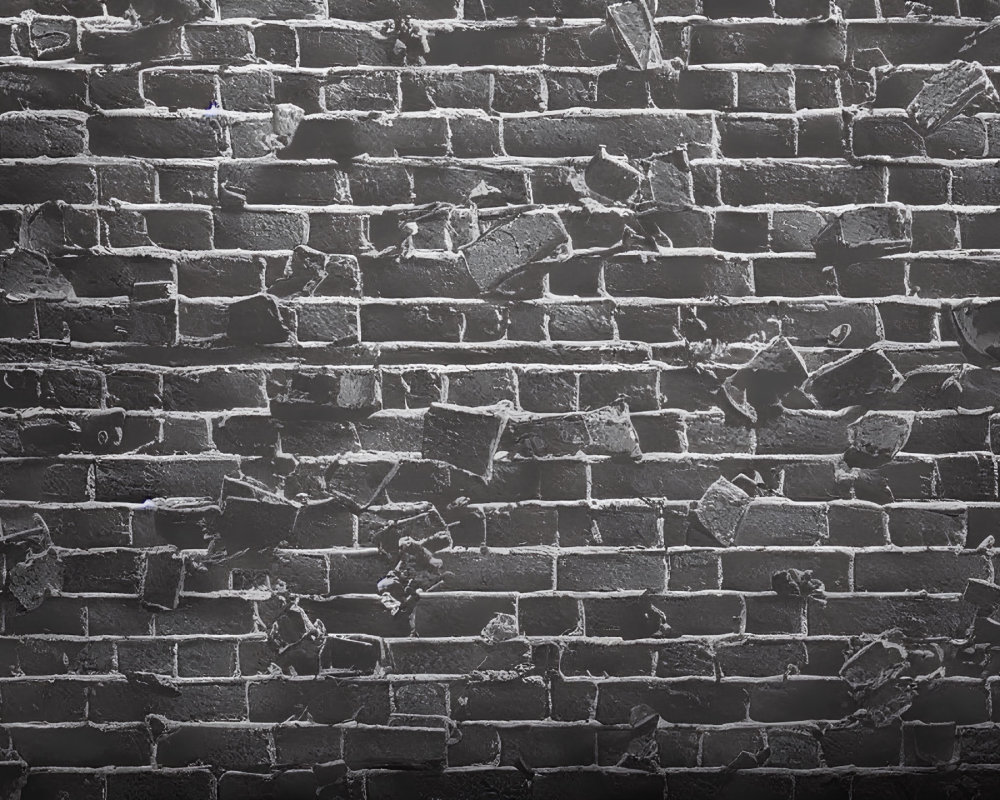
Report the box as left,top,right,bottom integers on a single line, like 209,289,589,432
3,0,1000,798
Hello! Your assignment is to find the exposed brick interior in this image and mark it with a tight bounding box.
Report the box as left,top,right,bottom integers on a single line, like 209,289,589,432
3,0,1000,798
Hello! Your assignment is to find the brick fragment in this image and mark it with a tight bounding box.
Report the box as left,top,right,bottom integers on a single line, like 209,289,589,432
839,638,908,690
949,299,1000,366
721,336,809,424
845,412,913,467
813,204,913,265
268,245,360,299
644,147,694,210
584,146,643,203
804,349,903,409
771,569,825,597
422,402,508,480
507,404,642,458
141,546,184,610
691,476,751,547
0,250,77,300
217,476,301,550
460,210,571,293
226,294,293,345
907,60,997,136
607,0,664,70
963,578,1000,609
8,546,64,611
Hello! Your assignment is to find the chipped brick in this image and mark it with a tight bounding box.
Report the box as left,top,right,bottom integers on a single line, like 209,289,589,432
460,210,571,293
845,412,913,467
908,60,997,136
813,204,913,265
607,0,665,70
691,476,751,547
507,405,642,458
422,402,508,480
804,349,903,409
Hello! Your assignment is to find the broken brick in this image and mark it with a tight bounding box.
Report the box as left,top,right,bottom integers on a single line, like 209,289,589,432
480,612,518,645
270,370,382,422
804,349,903,410
722,336,809,424
24,201,95,252
321,636,380,673
268,245,360,298
771,569,825,598
0,250,77,300
460,211,571,293
907,60,996,136
324,459,399,511
226,294,292,345
8,546,64,611
949,299,1000,366
507,405,642,458
691,476,751,547
421,402,508,480
812,205,912,265
845,412,912,468
141,546,184,611
839,637,909,691
607,0,664,71
218,477,300,551
583,146,644,203
644,147,693,210
963,578,1000,610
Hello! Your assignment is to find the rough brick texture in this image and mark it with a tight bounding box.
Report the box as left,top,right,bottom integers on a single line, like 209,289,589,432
2,0,1000,798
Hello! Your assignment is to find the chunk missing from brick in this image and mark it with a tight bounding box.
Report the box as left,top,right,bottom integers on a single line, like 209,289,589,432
812,205,912,265
218,476,300,551
771,569,825,598
721,336,809,425
844,412,912,468
422,402,509,480
270,369,382,422
480,612,519,645
24,201,94,252
460,210,571,294
607,0,664,71
949,299,1000,367
507,404,642,458
690,476,751,547
8,546,64,611
268,245,359,299
107,0,214,26
803,349,903,410
839,636,909,691
644,147,693,211
583,146,644,204
907,60,996,136
141,545,184,610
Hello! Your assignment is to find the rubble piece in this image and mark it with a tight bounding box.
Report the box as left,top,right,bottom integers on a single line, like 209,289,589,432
141,546,184,610
480,612,519,645
616,703,661,771
268,600,326,655
271,369,381,422
8,546,64,611
0,249,77,300
731,471,768,497
722,336,810,424
507,404,642,458
803,349,903,410
907,60,995,136
963,578,1000,610
460,210,571,293
771,569,825,598
369,507,449,558
583,146,644,203
691,477,751,547
840,637,909,691
844,412,912,468
812,205,912,265
268,245,359,298
378,534,452,617
644,147,693,210
621,591,673,640
607,0,664,70
422,402,509,480
725,747,771,771
226,294,292,345
218,477,301,551
949,299,1000,367
856,678,919,728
